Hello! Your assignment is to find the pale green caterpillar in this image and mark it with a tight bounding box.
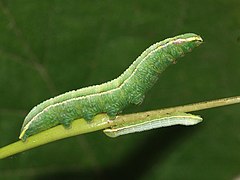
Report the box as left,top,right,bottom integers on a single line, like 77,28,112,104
19,33,203,141
104,112,202,137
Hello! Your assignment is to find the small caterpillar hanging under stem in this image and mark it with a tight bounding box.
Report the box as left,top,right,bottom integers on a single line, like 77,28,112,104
19,33,203,141
103,112,202,137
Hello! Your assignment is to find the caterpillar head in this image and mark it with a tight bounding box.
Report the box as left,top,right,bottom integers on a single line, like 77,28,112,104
167,33,203,58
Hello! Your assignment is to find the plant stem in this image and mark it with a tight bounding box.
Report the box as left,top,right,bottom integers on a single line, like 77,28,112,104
0,96,240,159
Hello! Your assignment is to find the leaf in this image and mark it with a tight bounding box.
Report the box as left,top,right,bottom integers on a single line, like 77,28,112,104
0,0,240,179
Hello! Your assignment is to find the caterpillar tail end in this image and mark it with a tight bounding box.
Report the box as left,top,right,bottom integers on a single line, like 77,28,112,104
19,128,27,142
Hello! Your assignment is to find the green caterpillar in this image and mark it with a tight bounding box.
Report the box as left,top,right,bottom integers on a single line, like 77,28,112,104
104,112,202,138
19,33,203,141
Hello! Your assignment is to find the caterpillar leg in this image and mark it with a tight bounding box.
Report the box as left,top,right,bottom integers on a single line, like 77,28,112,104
106,107,121,119
83,113,95,121
60,119,72,129
107,111,117,120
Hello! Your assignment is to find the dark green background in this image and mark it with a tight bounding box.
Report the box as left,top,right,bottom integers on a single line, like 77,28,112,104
0,0,240,179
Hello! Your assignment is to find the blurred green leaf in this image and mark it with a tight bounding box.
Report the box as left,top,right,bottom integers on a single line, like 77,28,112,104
0,0,240,179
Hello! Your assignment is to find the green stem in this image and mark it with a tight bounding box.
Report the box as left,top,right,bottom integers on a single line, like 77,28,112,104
0,96,240,159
